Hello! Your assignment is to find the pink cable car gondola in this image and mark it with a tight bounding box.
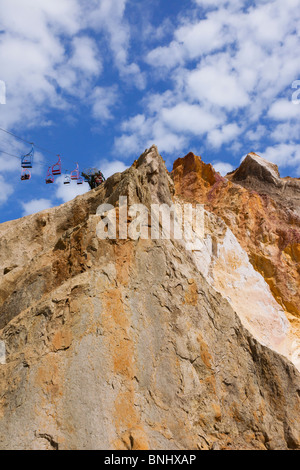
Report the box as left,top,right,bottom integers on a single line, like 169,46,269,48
52,155,62,176
46,167,54,184
71,163,80,180
21,169,31,181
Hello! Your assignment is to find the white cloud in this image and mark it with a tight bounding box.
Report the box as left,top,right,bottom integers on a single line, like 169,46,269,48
0,0,141,130
69,36,101,75
85,0,146,89
21,198,52,216
146,42,185,70
186,61,250,110
55,175,90,203
175,16,230,59
148,123,188,154
54,36,102,97
261,143,300,172
114,134,142,156
213,161,235,176
161,103,222,135
99,159,129,178
115,109,190,156
0,0,79,127
114,0,300,176
1,0,300,209
246,125,267,143
207,123,242,149
193,0,243,8
268,99,300,121
90,86,118,121
270,123,300,143
0,175,14,205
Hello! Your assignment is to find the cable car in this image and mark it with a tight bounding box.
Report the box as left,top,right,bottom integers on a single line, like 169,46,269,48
21,145,34,169
21,169,31,181
64,174,71,185
46,167,54,184
52,155,62,176
71,163,79,180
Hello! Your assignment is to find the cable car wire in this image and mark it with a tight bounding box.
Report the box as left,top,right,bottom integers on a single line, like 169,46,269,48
0,126,72,162
0,127,100,186
0,148,71,174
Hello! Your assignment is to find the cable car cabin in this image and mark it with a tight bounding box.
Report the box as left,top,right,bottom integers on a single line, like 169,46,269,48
21,169,31,181
71,163,79,180
64,175,71,185
21,145,34,169
52,155,62,176
46,167,54,184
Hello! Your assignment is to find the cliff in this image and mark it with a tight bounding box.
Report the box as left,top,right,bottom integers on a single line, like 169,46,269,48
0,146,299,450
173,152,300,364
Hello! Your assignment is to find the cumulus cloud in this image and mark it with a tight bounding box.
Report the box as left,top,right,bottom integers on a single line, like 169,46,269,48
193,0,244,8
55,175,90,203
213,161,235,176
261,143,300,172
115,0,300,174
186,60,250,110
268,99,300,121
0,0,80,128
207,124,242,149
0,0,142,131
115,113,189,156
90,86,119,121
99,159,129,178
21,198,53,216
2,0,300,220
146,42,185,70
161,103,223,135
0,175,14,205
85,0,146,89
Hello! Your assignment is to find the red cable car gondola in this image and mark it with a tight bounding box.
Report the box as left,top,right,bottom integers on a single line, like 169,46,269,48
52,155,62,176
71,163,79,180
46,167,54,184
21,169,31,181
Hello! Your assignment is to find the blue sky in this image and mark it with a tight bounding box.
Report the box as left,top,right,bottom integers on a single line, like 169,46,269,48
0,0,300,223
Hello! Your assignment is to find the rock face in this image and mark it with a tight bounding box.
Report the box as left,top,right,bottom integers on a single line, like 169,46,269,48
228,153,300,216
0,146,300,450
173,152,300,366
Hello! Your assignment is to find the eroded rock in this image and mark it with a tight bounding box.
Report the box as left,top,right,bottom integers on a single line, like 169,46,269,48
0,146,299,450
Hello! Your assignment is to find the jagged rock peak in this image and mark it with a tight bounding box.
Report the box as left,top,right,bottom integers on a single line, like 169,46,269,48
103,144,174,208
226,152,300,216
228,152,281,185
172,152,226,204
